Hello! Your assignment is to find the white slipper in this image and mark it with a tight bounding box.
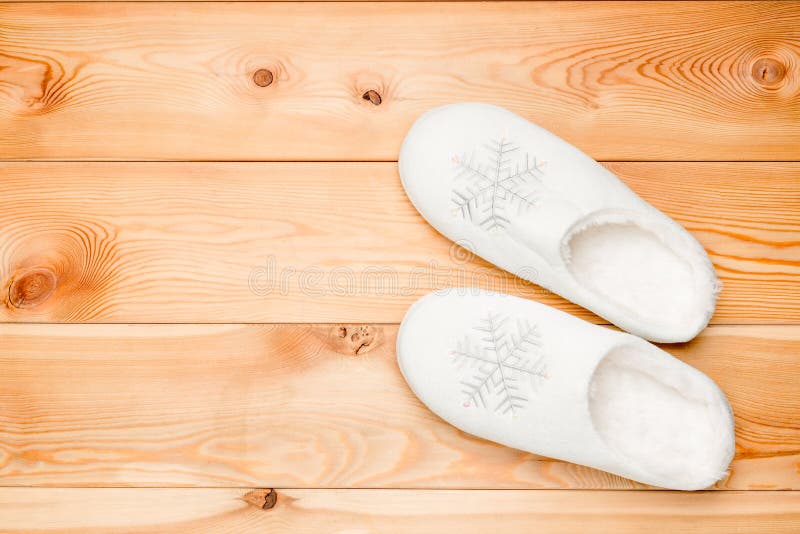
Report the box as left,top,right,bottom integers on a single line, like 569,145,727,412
397,290,734,490
399,103,719,342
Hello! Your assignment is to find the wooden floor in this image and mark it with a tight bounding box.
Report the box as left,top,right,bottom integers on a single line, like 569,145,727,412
0,1,798,532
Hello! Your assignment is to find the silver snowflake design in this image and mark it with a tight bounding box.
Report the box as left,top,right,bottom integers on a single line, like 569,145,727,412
451,138,546,231
451,313,547,416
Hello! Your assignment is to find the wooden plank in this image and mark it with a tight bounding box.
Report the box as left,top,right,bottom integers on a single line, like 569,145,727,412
0,323,796,489
0,162,797,324
0,488,798,533
1,2,798,161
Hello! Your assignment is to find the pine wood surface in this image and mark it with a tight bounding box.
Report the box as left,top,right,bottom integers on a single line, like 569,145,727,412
0,162,797,323
1,1,799,532
0,489,798,534
0,323,796,490
0,2,798,161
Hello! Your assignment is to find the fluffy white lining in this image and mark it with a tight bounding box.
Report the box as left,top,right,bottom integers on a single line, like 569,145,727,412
589,344,734,490
561,210,719,343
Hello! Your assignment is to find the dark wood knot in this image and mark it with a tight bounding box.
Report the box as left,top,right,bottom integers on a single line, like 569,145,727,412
752,57,786,87
8,267,57,309
362,90,382,105
253,69,274,88
244,489,277,510
332,325,381,355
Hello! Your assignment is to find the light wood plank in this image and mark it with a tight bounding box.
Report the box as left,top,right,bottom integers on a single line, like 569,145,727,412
0,489,798,533
1,2,798,160
0,162,796,323
0,323,796,489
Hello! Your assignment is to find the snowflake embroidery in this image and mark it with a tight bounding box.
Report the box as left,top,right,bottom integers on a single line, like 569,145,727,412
451,138,546,231
451,313,547,416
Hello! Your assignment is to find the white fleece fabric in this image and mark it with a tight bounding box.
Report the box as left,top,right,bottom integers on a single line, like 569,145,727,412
399,103,719,342
397,290,735,491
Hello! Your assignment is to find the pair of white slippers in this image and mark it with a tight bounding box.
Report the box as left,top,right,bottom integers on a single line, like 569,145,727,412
396,103,735,490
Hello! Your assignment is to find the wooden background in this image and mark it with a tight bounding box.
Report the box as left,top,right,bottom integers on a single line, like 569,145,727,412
0,1,799,531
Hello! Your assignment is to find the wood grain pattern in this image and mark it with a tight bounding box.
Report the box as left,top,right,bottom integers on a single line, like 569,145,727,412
1,2,798,161
1,1,798,530
1,488,799,533
0,162,796,323
0,323,796,489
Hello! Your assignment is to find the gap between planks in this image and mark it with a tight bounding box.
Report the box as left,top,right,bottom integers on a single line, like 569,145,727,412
4,160,800,163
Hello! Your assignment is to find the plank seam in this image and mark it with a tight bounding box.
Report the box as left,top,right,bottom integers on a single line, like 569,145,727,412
1,160,799,164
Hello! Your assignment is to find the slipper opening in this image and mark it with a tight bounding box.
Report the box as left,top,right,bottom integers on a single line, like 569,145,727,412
588,344,734,490
562,213,715,341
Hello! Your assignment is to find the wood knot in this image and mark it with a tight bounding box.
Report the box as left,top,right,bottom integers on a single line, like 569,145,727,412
244,489,277,510
362,90,382,105
332,325,381,355
253,69,274,88
752,57,786,87
8,267,57,309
